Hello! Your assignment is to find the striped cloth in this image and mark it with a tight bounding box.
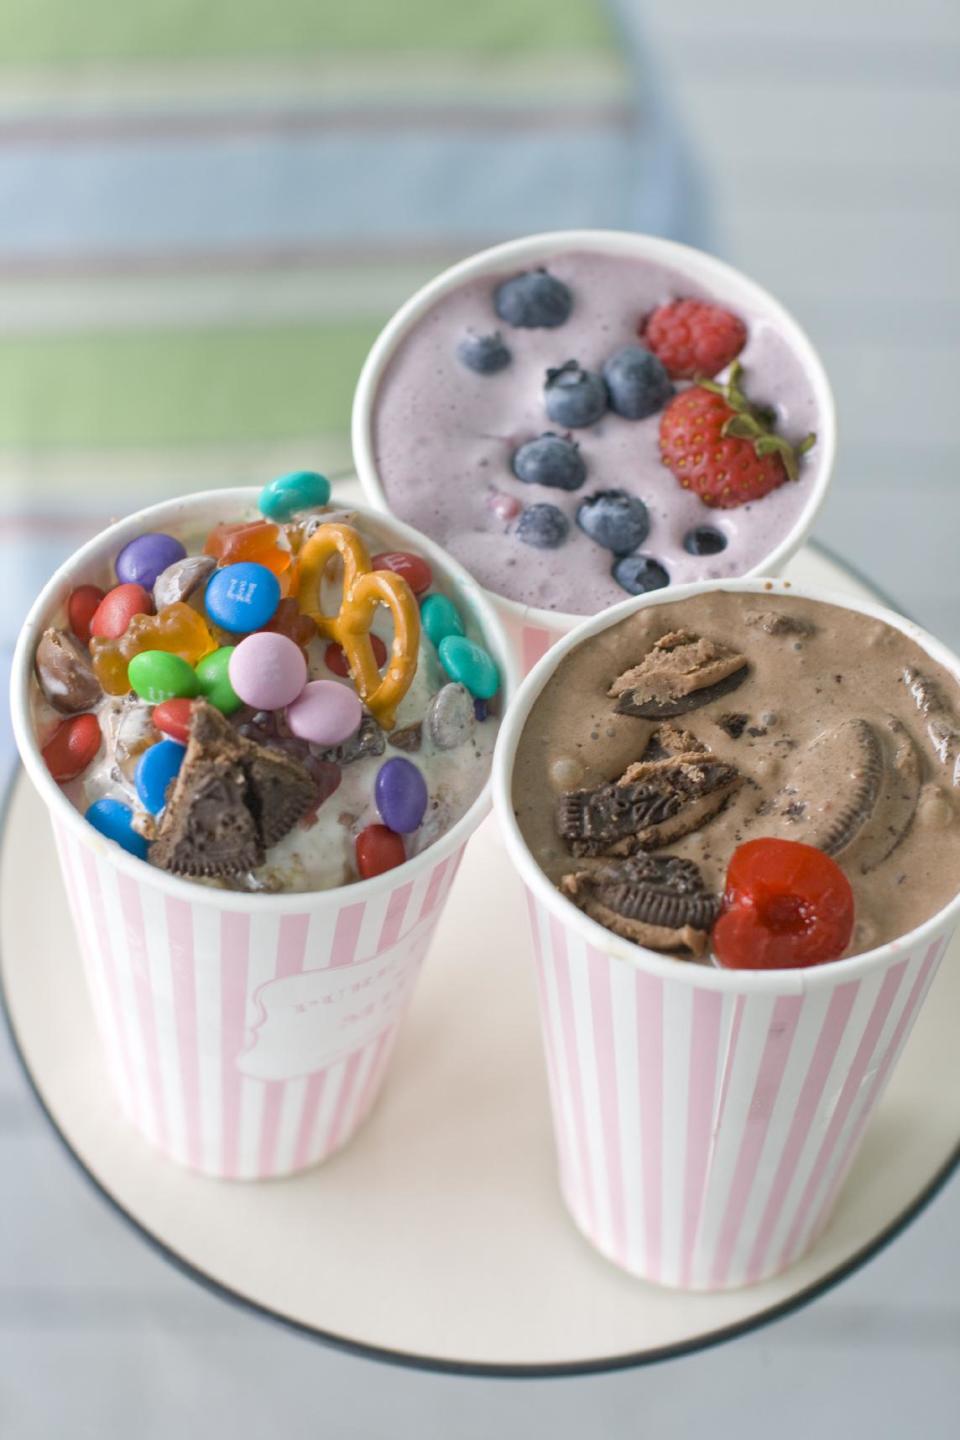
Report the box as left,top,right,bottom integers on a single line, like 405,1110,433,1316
0,0,707,778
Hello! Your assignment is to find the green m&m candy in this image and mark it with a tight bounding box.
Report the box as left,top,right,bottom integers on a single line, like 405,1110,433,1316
128,650,199,704
437,635,499,700
420,593,465,650
196,645,242,714
258,469,331,522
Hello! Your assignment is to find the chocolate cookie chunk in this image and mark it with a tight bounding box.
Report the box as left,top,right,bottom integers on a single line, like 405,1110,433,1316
152,701,317,876
764,717,883,855
557,725,741,857
744,609,815,638
560,854,719,956
315,711,385,766
609,630,748,718
903,666,960,788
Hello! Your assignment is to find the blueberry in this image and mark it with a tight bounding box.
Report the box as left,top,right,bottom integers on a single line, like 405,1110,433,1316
494,269,572,329
576,490,650,554
602,345,674,420
456,331,511,375
516,504,570,549
612,555,670,594
512,433,586,491
544,361,607,428
683,526,727,556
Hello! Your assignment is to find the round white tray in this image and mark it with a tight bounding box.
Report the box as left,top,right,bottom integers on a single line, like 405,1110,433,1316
2,545,958,1375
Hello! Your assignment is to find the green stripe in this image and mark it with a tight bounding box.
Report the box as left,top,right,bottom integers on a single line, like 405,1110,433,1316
3,0,612,65
0,324,380,448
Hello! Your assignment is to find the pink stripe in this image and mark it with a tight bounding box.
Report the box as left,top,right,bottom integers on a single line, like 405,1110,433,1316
680,988,724,1287
353,1026,394,1125
744,981,860,1282
257,915,311,1177
521,626,553,673
292,1070,327,1171
634,971,664,1280
377,882,414,953
586,946,628,1267
330,903,364,968
219,912,250,1179
525,894,576,1193
714,994,746,1133
711,995,803,1288
79,846,141,1129
57,831,122,1090
778,960,908,1268
417,855,451,922
325,1049,365,1155
549,919,596,1235
117,874,168,1152
807,940,945,1246
165,896,202,1171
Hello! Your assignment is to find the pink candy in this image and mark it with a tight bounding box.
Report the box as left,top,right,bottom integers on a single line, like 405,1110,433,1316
489,492,521,521
286,680,363,747
228,632,307,710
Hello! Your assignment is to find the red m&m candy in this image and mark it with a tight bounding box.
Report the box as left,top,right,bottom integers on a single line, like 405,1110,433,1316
325,635,387,678
41,713,101,782
90,583,154,640
355,824,406,880
67,585,106,645
152,697,196,745
371,551,432,597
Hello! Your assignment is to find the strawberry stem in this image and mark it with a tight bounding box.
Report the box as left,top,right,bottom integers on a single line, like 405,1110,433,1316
697,361,816,483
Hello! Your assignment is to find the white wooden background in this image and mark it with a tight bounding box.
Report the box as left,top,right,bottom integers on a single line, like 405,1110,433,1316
2,1,958,1435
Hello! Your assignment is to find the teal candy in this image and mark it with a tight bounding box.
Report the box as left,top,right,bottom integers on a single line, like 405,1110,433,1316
196,646,241,714
420,593,465,650
437,635,500,700
85,798,150,860
128,650,199,704
259,469,331,521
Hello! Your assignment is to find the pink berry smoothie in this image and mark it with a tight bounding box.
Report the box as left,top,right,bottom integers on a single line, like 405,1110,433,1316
369,247,829,616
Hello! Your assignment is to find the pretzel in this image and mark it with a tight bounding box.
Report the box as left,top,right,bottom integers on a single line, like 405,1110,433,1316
297,522,420,729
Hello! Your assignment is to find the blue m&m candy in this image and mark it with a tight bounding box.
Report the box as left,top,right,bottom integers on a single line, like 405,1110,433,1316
85,797,150,860
437,635,500,700
205,562,280,633
135,739,185,815
259,469,331,522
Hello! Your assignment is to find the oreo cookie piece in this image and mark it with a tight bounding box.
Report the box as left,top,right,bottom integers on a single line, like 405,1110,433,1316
849,716,921,873
902,666,960,788
609,630,748,718
744,609,816,638
315,711,385,766
560,854,719,956
764,717,883,855
556,725,741,858
151,701,318,877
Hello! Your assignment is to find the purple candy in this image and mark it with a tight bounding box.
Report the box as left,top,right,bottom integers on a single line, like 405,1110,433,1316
474,698,488,722
116,532,187,591
375,756,428,834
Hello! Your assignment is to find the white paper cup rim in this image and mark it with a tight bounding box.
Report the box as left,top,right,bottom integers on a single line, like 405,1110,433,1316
11,486,520,913
492,575,960,994
352,228,837,628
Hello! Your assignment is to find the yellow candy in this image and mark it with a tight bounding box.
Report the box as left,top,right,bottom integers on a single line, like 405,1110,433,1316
91,602,216,696
297,522,419,730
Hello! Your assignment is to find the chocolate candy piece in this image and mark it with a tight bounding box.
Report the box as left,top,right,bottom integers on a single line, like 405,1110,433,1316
388,722,423,753
85,797,150,860
286,679,363,747
153,554,216,611
356,824,406,879
151,701,317,875
557,724,741,858
116,532,187,590
375,757,428,834
312,710,385,767
438,635,499,700
560,854,720,956
35,628,102,713
205,562,281,633
42,713,102,783
228,633,305,711
426,682,475,752
135,738,186,814
67,584,106,645
609,630,748,719
259,469,331,521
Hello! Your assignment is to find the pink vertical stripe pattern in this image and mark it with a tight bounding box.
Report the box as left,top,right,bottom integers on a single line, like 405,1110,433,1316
219,911,251,1178
165,895,202,1171
634,970,664,1281
325,1049,365,1155
710,994,803,1287
549,919,596,1234
117,874,168,1152
377,881,413,952
330,902,365,967
526,896,576,1194
680,988,723,1287
586,945,628,1267
258,914,311,1177
417,854,451,922
80,846,141,1131
292,1071,327,1172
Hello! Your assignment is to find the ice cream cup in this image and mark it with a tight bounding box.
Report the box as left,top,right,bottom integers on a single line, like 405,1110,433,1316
352,229,837,675
492,576,960,1289
10,488,519,1180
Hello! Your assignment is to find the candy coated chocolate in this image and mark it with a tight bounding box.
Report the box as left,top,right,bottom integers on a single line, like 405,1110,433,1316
116,532,187,590
152,697,194,745
420,593,464,650
67,585,105,645
41,713,101,782
375,756,428,833
286,680,363,747
205,562,281,633
355,823,406,879
128,650,199,704
196,646,242,714
371,550,432,597
35,628,102,713
90,583,153,640
135,738,185,814
85,797,149,860
228,633,307,711
437,635,500,699
259,469,331,521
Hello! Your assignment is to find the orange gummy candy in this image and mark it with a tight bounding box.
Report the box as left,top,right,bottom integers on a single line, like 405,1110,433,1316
264,597,316,654
90,602,216,695
204,520,292,577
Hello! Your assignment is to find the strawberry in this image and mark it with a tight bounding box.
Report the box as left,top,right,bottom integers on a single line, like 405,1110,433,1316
643,299,746,380
658,363,815,509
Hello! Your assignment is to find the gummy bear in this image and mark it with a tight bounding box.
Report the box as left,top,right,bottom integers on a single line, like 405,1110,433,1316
263,596,316,654
90,602,216,695
204,520,292,578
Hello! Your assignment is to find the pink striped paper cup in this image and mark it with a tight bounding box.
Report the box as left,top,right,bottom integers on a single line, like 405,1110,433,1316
11,488,518,1179
352,229,837,676
493,577,960,1289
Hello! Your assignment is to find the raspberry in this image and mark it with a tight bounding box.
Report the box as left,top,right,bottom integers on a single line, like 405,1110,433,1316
644,299,746,380
713,838,855,970
658,363,815,509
